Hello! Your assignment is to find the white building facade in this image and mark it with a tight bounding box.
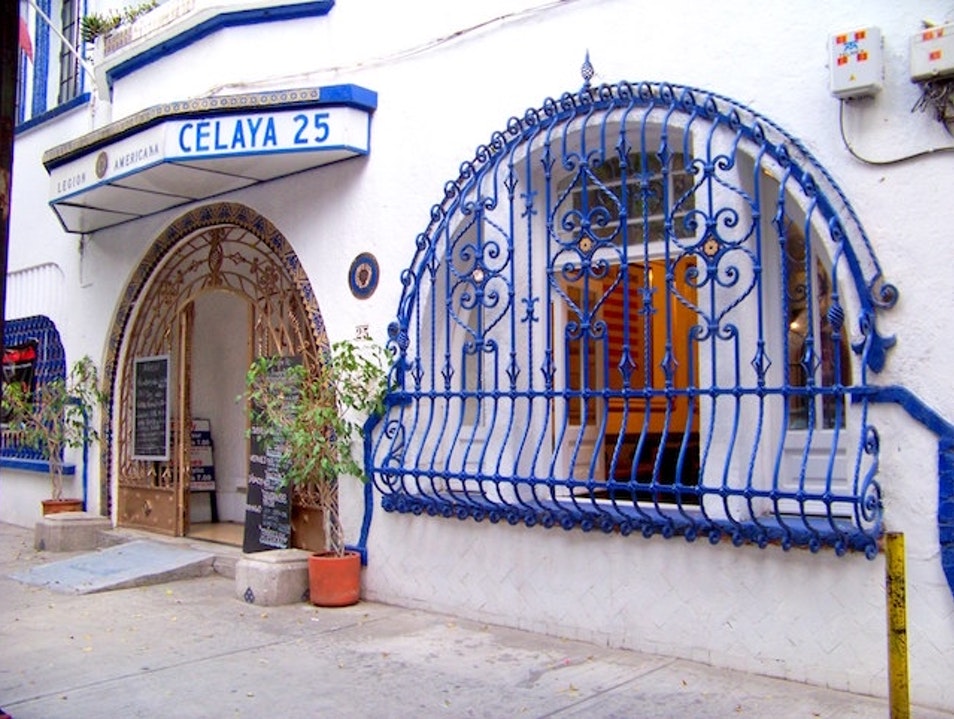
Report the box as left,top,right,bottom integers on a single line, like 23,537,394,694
5,0,954,712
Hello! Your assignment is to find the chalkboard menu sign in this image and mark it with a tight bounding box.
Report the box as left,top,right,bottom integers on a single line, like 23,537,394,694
242,357,299,553
132,355,170,461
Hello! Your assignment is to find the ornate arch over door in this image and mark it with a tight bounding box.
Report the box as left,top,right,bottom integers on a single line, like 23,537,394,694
102,203,327,534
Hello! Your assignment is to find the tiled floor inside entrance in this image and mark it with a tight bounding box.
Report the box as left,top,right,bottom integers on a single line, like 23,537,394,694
188,522,243,546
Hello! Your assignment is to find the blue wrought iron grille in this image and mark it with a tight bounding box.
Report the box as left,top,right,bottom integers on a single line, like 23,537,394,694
2,315,67,463
368,81,898,558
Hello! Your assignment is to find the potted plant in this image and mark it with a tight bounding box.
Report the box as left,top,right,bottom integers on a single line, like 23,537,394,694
242,338,389,606
1,355,106,514
80,1,158,43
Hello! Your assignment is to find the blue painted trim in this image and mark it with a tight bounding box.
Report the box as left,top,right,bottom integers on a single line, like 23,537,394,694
15,93,91,134
105,1,335,87
313,84,378,111
158,143,368,165
866,385,954,600
345,540,368,567
349,481,374,566
938,440,954,597
0,458,76,475
32,0,51,118
50,142,369,204
379,494,878,556
42,85,376,171
861,385,954,438
80,403,90,512
17,49,27,124
346,414,381,567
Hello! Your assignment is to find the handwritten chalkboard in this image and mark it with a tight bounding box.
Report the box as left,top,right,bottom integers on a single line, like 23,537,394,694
242,357,299,553
133,355,170,461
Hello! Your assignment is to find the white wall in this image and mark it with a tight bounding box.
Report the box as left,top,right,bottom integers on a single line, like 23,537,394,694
0,469,86,524
8,0,954,711
190,290,252,524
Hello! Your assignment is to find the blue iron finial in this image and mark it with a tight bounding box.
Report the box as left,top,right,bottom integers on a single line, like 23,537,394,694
581,50,594,90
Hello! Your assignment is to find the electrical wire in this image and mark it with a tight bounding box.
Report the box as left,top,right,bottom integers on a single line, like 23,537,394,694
912,77,954,127
838,97,954,165
204,0,582,98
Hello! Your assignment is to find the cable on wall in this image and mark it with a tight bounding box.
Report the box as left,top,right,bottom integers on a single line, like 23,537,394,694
839,98,954,166
912,77,954,133
204,0,582,98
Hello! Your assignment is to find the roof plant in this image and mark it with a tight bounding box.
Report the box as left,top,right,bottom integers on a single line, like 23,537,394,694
81,1,158,43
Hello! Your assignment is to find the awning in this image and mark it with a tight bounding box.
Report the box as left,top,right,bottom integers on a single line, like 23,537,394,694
43,84,376,234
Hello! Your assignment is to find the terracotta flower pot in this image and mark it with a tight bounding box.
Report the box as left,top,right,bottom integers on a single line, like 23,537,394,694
41,498,84,515
308,551,361,607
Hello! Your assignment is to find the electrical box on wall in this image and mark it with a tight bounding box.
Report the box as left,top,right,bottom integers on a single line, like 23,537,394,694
910,24,954,81
829,27,884,99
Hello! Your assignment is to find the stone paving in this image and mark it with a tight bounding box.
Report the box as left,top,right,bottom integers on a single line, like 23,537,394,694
1,521,952,719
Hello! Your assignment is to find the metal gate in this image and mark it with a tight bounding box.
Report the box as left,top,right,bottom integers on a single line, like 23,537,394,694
368,79,898,558
114,218,323,535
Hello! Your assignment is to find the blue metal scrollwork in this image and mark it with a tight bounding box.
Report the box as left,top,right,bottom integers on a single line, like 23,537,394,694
1,315,67,463
367,80,904,558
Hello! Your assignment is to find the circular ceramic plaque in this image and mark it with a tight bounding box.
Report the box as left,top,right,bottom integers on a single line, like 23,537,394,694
348,252,379,299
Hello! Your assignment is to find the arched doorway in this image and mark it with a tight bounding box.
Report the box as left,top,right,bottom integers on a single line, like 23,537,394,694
103,203,326,543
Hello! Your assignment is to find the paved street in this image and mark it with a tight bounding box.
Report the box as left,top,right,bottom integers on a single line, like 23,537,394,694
1,521,951,719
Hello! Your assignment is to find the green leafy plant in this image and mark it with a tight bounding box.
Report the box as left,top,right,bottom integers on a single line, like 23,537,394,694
242,339,390,556
1,356,106,501
81,1,158,43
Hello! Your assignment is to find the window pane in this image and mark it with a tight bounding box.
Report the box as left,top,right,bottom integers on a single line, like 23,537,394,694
672,171,695,202
785,225,849,430
58,0,82,104
562,151,696,249
818,259,851,429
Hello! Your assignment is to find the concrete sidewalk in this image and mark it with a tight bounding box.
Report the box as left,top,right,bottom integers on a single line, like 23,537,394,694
0,521,950,719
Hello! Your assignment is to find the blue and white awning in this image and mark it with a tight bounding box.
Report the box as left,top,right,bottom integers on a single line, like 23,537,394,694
43,85,376,234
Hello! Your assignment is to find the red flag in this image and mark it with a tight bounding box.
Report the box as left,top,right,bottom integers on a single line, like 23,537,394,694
19,16,33,63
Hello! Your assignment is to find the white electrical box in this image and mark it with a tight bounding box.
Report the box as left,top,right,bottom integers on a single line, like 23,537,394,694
829,27,883,99
910,24,954,81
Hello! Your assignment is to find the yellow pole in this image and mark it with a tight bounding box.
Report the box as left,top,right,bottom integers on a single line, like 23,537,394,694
885,532,910,719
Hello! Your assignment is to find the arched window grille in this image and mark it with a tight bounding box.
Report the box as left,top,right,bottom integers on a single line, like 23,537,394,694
368,82,898,558
2,315,68,466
